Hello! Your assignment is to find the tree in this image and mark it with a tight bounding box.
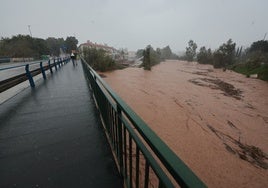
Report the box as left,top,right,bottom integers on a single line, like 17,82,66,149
0,35,48,58
65,36,78,53
249,40,268,53
83,47,116,72
0,34,80,59
213,39,236,68
160,45,172,59
33,38,49,57
197,46,213,64
143,46,151,70
46,37,64,56
185,40,197,61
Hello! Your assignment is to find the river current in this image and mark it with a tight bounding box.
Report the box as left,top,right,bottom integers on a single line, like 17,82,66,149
103,60,268,187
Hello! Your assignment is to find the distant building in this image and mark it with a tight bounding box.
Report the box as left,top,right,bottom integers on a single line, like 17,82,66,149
127,51,136,61
79,40,119,58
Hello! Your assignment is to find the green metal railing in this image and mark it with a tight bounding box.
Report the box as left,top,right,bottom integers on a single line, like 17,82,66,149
81,58,207,188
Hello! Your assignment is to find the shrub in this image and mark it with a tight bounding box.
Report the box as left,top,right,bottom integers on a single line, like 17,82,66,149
257,65,268,81
83,48,116,72
213,39,236,68
141,45,161,70
197,46,213,65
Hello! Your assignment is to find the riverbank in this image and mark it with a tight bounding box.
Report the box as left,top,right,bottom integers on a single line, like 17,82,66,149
103,60,268,187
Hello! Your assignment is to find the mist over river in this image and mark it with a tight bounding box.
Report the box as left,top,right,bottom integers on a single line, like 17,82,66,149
103,60,268,187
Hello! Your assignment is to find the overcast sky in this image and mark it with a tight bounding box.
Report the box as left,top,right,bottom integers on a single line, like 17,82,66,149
0,0,267,52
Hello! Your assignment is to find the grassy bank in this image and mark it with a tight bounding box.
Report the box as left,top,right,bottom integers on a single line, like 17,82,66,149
232,64,268,81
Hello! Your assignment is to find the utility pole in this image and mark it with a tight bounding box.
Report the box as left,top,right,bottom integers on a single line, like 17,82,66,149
263,32,267,40
28,25,32,37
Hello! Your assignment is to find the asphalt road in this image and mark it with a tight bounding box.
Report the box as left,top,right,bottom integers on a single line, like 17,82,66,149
0,61,123,188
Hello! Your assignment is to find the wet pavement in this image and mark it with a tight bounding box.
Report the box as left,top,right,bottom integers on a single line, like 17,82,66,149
0,61,123,188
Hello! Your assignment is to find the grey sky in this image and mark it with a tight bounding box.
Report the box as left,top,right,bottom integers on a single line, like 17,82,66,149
0,0,267,52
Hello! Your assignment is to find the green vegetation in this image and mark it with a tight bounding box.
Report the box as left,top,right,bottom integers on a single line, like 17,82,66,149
82,47,118,72
191,39,268,81
213,39,236,68
157,45,178,60
185,40,198,62
141,45,161,70
232,63,268,79
64,36,78,54
197,46,213,65
230,40,268,81
137,45,178,70
0,34,78,59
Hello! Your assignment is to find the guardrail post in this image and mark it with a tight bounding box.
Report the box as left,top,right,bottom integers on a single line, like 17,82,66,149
25,64,35,88
57,58,59,68
117,104,124,175
54,59,57,71
48,59,53,73
58,58,61,67
40,61,46,80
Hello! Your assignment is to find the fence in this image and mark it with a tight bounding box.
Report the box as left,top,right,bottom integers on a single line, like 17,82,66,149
0,57,11,63
81,58,206,188
0,57,70,93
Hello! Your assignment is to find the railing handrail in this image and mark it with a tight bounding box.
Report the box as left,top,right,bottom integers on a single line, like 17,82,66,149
0,57,70,93
81,57,206,188
0,58,62,71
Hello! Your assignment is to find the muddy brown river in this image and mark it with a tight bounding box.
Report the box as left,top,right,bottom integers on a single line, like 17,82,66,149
103,60,268,187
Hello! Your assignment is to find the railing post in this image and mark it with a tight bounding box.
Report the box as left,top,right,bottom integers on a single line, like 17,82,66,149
25,64,35,88
48,59,53,74
58,58,61,67
117,104,124,175
40,61,47,80
56,58,59,68
54,59,57,71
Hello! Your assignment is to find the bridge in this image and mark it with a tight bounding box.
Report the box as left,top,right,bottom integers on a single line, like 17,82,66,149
0,57,206,187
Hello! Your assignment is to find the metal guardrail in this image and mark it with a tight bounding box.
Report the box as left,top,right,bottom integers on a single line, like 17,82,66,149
81,58,207,188
0,57,11,63
0,57,70,93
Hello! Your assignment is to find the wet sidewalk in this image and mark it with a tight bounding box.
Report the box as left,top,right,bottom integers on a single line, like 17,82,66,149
0,61,123,187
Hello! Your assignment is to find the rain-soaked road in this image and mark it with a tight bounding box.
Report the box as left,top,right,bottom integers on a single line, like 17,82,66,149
0,61,122,187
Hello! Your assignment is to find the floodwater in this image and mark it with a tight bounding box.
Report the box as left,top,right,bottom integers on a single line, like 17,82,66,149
103,60,268,188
